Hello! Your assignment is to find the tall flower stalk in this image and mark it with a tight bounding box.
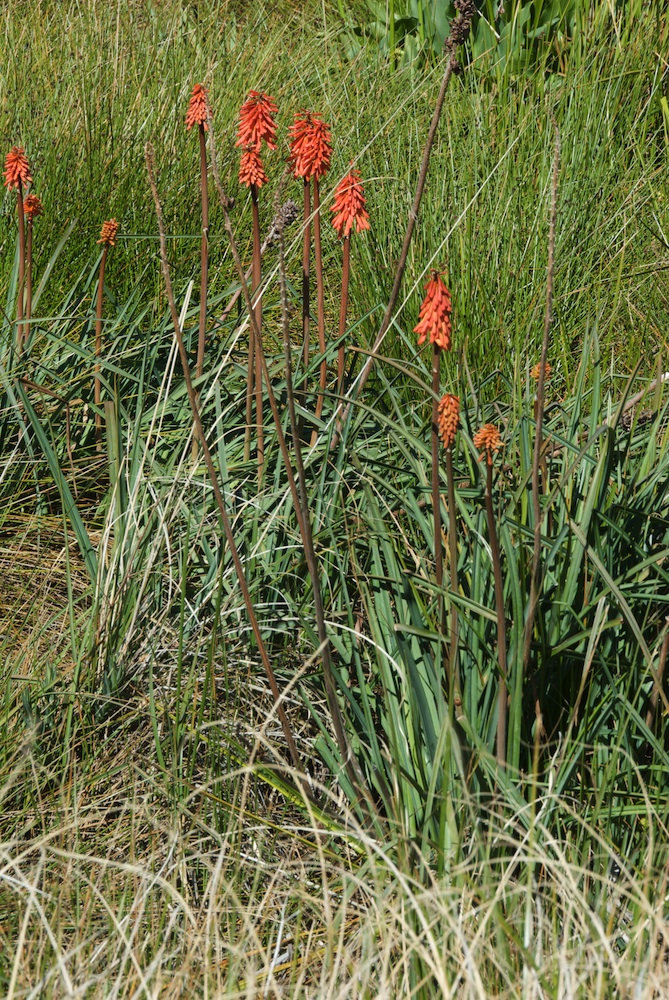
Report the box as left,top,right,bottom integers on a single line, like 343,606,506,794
438,392,461,693
4,147,32,350
236,91,278,472
331,166,370,393
23,194,43,347
473,423,507,769
289,111,332,432
95,219,118,448
185,84,210,385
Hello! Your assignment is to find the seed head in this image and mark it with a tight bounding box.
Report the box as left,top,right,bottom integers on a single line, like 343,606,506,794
3,147,32,190
331,166,370,239
438,393,460,449
98,218,119,247
185,83,209,131
23,194,43,220
236,91,278,152
414,271,452,351
239,148,268,189
289,111,332,181
531,360,552,380
473,424,503,463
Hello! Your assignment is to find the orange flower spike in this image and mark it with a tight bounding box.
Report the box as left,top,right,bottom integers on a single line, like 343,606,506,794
289,111,332,180
331,167,370,239
98,218,119,247
23,194,43,220
473,424,503,464
185,83,209,131
3,147,32,190
531,360,552,380
438,393,460,449
414,271,452,351
239,148,268,189
236,91,278,151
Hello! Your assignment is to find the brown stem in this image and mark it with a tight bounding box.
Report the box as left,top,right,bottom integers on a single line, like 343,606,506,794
94,244,108,450
145,143,305,785
484,454,508,769
252,185,264,477
445,447,460,705
196,123,209,381
431,345,443,592
311,177,327,443
299,178,311,416
16,183,25,347
337,234,351,394
331,53,458,448
25,218,33,346
522,127,560,678
206,122,377,820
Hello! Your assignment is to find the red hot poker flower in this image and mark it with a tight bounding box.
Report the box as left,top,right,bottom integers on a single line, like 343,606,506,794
473,424,503,463
236,91,278,151
331,167,370,239
438,393,460,449
98,218,119,246
23,194,43,220
289,111,332,181
239,148,268,189
414,271,452,351
3,147,32,190
185,83,209,131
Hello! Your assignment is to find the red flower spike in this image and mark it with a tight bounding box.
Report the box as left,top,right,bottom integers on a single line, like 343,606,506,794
185,83,209,131
473,424,503,463
331,167,370,239
239,148,268,189
438,393,460,449
23,194,43,220
414,271,452,351
98,218,119,247
3,147,32,190
289,111,332,181
236,91,278,152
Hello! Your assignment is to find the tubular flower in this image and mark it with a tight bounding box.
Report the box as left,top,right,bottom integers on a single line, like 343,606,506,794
473,424,503,463
23,194,43,220
239,148,268,189
98,218,119,247
3,147,32,190
235,91,278,151
414,271,452,351
531,360,552,380
438,393,460,449
289,111,332,180
185,83,209,131
331,167,370,239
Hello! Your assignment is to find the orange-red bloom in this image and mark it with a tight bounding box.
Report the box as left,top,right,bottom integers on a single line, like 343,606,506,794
3,147,32,190
98,218,119,247
531,360,552,380
185,83,209,131
414,271,452,351
236,91,278,151
438,393,460,449
23,194,43,220
239,148,268,189
473,424,503,463
289,111,332,181
331,167,370,239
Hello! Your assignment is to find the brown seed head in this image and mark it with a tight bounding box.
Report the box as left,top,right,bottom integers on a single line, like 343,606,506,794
185,83,209,131
331,166,370,239
473,424,503,463
98,218,119,247
3,147,32,190
23,194,43,220
531,361,552,380
239,148,268,189
438,393,460,449
289,111,332,181
236,91,278,152
414,271,452,351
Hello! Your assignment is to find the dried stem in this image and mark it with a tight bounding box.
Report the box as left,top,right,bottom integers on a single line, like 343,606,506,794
145,142,305,784
337,234,351,393
311,177,327,442
196,122,209,381
299,178,311,413
252,184,264,476
206,120,377,821
483,454,508,769
522,127,560,678
16,182,25,348
94,244,108,450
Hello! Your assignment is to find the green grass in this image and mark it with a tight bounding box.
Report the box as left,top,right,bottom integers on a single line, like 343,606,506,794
1,0,668,995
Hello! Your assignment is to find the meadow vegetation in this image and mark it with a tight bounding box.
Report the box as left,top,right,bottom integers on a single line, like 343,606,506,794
1,0,668,995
